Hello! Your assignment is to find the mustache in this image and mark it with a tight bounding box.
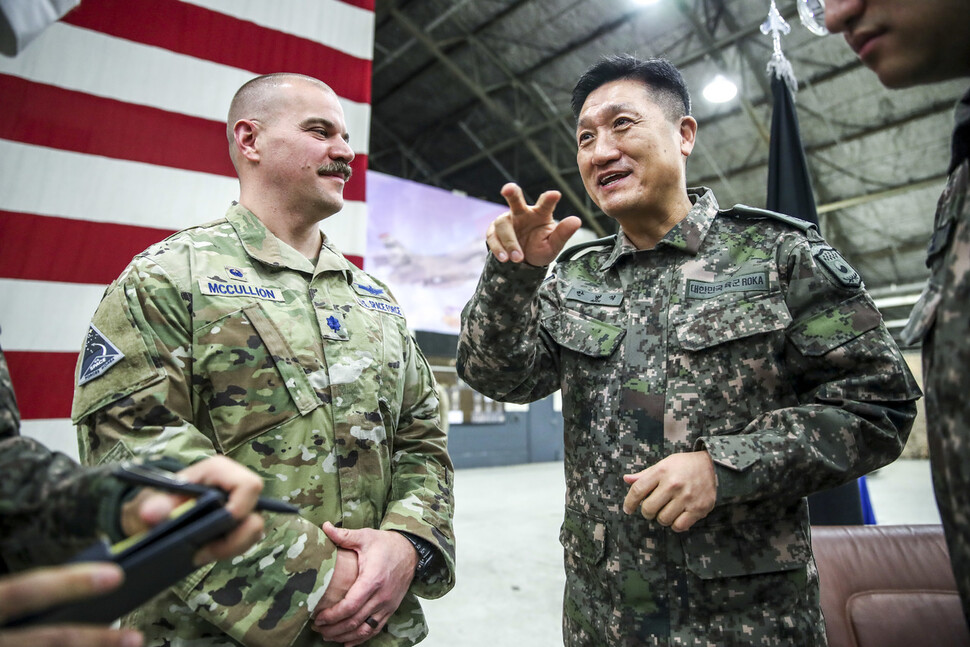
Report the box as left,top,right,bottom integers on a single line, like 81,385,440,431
317,162,353,181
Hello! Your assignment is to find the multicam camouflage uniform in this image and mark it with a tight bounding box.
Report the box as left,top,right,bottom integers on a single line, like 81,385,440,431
902,88,970,627
0,345,128,574
72,204,456,647
458,188,920,646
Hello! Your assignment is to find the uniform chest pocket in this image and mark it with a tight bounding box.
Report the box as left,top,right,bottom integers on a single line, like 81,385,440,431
675,292,791,350
194,302,320,453
542,310,625,357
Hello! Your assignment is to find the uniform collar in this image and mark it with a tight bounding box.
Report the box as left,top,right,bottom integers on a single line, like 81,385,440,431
226,203,352,281
600,187,719,271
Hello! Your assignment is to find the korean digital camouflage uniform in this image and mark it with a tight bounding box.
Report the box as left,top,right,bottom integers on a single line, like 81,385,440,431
72,204,456,647
458,188,920,646
0,345,129,574
902,88,970,627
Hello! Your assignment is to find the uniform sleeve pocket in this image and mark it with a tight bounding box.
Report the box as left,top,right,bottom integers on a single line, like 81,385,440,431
542,311,625,358
676,292,791,351
682,517,811,579
559,506,606,566
71,285,166,423
788,293,882,357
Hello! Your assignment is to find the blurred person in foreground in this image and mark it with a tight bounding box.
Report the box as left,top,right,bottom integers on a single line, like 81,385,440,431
825,0,970,628
0,344,265,647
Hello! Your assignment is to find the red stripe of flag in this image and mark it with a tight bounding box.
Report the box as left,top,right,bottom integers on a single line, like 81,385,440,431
0,211,363,286
62,0,372,104
5,351,77,420
336,0,375,10
0,211,175,284
0,74,368,201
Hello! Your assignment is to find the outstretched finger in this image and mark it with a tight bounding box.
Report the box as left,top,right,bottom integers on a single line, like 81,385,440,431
533,190,562,218
547,216,584,254
500,183,529,215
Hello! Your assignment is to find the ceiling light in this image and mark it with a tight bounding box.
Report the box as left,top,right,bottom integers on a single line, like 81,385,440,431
702,74,738,103
632,0,661,5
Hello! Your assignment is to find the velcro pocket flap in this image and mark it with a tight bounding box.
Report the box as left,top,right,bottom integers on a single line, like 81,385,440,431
683,517,811,579
542,311,625,358
787,293,882,357
677,292,791,351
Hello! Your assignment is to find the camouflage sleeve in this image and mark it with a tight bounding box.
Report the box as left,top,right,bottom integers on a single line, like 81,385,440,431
698,234,921,506
457,254,562,402
0,345,21,440
0,347,133,573
378,331,456,599
0,436,126,573
72,259,339,647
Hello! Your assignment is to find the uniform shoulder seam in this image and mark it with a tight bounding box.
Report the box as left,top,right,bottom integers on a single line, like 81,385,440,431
722,204,817,233
556,235,616,263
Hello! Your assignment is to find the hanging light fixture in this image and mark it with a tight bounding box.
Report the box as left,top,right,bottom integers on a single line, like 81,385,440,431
702,74,738,103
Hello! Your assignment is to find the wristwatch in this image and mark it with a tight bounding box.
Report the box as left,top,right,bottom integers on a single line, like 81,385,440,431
397,532,436,577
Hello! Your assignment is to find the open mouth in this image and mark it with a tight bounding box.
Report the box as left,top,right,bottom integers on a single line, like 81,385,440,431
599,171,630,187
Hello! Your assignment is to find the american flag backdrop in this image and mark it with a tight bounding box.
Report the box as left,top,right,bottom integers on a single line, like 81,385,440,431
0,0,374,459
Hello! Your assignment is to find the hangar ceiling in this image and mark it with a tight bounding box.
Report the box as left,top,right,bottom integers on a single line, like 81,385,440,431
368,0,966,339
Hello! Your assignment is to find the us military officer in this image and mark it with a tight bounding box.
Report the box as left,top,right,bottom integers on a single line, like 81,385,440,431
457,55,920,645
825,0,970,628
0,344,265,647
72,73,455,647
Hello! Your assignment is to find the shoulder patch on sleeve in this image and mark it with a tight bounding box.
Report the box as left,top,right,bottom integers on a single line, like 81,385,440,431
556,235,617,263
812,244,862,288
78,325,125,385
723,205,817,233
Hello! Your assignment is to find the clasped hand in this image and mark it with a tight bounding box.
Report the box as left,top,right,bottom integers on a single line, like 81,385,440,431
622,451,717,532
311,522,418,647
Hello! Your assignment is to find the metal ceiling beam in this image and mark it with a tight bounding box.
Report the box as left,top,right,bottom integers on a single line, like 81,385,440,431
374,0,534,103
690,99,957,186
671,0,770,145
816,174,947,214
387,5,605,235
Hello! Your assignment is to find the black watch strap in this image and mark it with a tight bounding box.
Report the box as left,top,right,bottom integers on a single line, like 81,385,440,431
397,532,436,577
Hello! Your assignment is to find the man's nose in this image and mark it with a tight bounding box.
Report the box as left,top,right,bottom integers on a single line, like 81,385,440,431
823,0,863,34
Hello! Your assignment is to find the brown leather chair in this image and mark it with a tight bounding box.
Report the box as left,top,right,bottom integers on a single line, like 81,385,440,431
812,524,969,647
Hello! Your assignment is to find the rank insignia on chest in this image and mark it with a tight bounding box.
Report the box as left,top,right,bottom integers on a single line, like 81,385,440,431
78,324,125,385
319,312,349,340
812,245,862,288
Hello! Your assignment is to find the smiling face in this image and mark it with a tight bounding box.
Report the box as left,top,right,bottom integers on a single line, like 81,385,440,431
824,0,970,88
255,80,355,218
576,79,696,228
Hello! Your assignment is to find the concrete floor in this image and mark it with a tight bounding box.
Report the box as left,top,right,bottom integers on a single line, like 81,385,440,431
418,458,940,647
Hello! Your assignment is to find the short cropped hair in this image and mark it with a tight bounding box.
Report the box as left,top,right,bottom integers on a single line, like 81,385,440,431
571,55,691,123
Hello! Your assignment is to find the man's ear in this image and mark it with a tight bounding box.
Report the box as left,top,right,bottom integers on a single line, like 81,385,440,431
679,115,698,158
233,119,260,162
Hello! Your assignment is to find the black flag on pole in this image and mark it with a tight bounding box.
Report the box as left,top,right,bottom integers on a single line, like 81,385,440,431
765,70,868,525
765,74,818,226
